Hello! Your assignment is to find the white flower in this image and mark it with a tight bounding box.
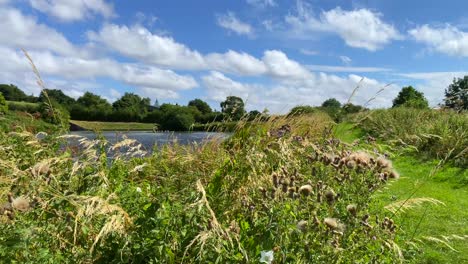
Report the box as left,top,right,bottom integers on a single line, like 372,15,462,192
260,250,274,264
136,187,142,193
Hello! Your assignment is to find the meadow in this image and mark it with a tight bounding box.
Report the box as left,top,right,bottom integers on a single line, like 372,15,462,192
0,107,467,263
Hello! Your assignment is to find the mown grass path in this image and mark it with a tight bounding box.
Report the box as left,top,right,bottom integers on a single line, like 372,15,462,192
335,123,468,263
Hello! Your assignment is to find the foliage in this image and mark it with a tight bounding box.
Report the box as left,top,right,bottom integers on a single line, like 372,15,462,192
69,120,156,131
288,105,317,116
220,96,246,120
159,104,196,131
444,76,468,111
38,100,70,129
112,93,151,122
6,101,40,113
322,98,342,108
39,89,76,111
392,86,429,109
356,108,468,166
188,99,212,114
0,84,37,102
71,92,113,121
0,92,7,114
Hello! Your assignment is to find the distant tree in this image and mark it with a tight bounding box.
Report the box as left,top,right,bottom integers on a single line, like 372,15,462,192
321,98,342,108
247,110,261,121
288,105,316,116
188,99,212,115
71,92,113,121
112,93,151,121
0,92,8,114
220,96,246,120
39,89,76,112
0,84,37,102
342,103,366,114
444,76,468,111
159,104,195,131
392,86,429,109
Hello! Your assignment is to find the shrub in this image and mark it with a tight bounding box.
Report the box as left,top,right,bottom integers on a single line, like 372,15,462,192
0,92,7,114
160,111,195,131
6,101,39,113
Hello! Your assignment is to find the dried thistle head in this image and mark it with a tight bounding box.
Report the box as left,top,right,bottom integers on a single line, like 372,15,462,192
389,170,400,179
376,156,392,169
297,220,308,232
324,189,336,205
299,184,313,196
11,196,30,212
324,217,338,229
346,204,357,216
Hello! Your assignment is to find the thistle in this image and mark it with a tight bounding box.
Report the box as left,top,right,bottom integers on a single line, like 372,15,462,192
324,189,336,205
11,196,30,212
324,217,338,229
346,204,357,216
297,220,308,232
299,184,313,196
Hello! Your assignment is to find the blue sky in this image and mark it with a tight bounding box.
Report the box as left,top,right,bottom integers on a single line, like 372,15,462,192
1,0,468,113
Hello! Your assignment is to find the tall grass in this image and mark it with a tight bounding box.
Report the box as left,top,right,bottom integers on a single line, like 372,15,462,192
355,108,468,167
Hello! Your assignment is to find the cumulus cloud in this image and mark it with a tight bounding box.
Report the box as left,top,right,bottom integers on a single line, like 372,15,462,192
286,4,402,51
262,50,312,80
409,24,468,57
205,50,267,75
88,24,207,70
202,70,399,113
29,0,114,22
0,8,85,56
216,12,253,36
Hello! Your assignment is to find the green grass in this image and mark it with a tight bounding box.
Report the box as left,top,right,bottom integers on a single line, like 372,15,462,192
70,120,156,131
335,122,468,264
373,157,468,263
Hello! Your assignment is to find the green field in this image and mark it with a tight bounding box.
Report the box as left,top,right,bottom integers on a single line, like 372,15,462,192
70,120,156,131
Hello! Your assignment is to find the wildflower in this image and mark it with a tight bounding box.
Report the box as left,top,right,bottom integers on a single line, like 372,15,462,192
260,250,274,264
136,187,142,193
297,220,308,232
298,184,313,196
389,170,400,179
376,156,392,169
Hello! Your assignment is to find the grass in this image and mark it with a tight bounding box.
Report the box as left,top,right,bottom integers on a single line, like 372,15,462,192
6,100,40,113
70,120,156,131
335,121,468,264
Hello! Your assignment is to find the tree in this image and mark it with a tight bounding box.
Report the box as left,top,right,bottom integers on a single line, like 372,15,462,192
71,92,113,121
220,96,246,120
288,105,316,116
392,86,429,109
342,103,366,114
0,84,37,102
188,99,212,114
112,93,151,121
39,89,76,109
445,76,468,111
159,104,195,131
0,92,8,114
322,98,342,108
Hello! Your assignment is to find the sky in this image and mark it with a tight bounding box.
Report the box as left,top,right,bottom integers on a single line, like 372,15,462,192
1,0,468,113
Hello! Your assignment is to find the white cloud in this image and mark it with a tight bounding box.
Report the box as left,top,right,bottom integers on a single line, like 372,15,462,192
29,0,114,22
0,8,85,56
88,24,206,70
409,24,468,57
216,12,253,36
299,49,318,56
286,5,402,51
262,20,274,31
246,0,276,8
205,50,266,75
202,70,399,113
202,71,257,102
307,65,391,73
262,50,312,79
339,55,352,65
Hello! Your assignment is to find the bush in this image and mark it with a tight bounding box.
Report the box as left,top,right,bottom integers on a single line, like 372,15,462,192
0,93,7,114
38,101,70,128
6,101,39,113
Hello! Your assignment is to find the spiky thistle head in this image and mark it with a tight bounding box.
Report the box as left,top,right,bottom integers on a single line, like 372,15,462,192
299,185,313,196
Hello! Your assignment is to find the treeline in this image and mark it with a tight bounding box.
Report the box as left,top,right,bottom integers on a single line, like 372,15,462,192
0,84,263,130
